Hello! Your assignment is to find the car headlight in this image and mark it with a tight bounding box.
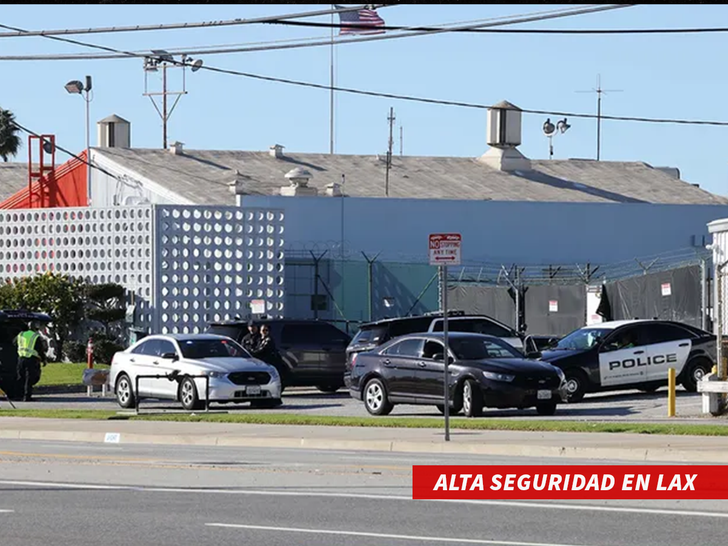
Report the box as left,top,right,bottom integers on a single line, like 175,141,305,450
483,371,515,382
268,366,280,378
205,371,226,379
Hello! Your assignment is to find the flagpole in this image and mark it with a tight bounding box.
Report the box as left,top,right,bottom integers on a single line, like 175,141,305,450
329,4,335,155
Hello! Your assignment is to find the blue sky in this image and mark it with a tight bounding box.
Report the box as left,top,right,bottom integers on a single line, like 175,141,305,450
2,4,727,195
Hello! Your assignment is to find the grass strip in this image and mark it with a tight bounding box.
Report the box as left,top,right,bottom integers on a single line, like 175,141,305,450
37,363,109,387
0,409,727,436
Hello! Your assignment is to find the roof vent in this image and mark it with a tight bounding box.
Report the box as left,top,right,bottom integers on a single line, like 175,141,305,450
326,182,343,197
478,100,531,172
97,114,131,148
269,144,285,159
654,166,681,180
281,167,318,197
169,141,184,155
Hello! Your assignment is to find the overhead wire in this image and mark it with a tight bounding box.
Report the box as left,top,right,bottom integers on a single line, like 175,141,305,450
271,19,728,35
0,4,386,38
0,4,634,61
5,9,728,128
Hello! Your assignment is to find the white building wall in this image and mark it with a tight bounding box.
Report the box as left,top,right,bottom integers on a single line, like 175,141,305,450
239,195,728,265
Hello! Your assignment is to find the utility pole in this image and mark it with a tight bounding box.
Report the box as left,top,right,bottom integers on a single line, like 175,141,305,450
399,125,403,156
385,107,395,197
577,74,622,161
162,63,168,149
329,3,335,155
143,53,202,149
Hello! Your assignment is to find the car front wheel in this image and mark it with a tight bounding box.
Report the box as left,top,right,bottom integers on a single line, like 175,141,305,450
179,377,205,411
363,378,393,416
682,358,711,392
564,369,587,403
115,374,135,409
461,379,483,418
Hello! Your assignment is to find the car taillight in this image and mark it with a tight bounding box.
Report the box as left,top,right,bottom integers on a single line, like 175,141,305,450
350,353,358,370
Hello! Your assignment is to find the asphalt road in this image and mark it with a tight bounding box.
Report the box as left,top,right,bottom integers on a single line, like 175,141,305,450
20,385,724,423
0,440,725,546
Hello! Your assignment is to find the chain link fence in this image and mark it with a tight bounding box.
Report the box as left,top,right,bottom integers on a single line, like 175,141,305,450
282,243,712,336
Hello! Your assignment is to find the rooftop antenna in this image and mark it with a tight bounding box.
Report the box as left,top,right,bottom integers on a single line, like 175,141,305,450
385,107,395,197
142,52,203,149
576,74,623,161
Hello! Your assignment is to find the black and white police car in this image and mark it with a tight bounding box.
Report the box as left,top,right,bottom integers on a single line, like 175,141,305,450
537,319,716,402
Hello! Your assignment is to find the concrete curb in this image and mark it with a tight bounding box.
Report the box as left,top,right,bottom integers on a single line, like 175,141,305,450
1,427,727,463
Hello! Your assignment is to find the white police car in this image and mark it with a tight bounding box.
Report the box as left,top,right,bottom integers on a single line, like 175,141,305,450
537,319,716,402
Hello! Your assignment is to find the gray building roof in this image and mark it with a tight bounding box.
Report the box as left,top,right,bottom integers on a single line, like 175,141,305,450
0,163,29,202
93,146,728,206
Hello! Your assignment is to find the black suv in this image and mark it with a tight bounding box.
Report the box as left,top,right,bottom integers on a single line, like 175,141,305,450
206,319,351,393
0,310,53,400
346,311,524,360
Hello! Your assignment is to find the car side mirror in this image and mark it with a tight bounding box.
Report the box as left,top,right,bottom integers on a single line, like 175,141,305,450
432,353,444,361
162,352,178,361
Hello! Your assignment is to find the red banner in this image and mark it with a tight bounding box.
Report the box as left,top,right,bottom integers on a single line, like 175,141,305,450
412,465,728,500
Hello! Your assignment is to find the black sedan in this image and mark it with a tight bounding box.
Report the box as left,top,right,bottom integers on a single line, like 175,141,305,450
348,332,567,417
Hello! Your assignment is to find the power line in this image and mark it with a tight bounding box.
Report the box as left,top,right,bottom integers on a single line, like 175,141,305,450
6,6,728,129
0,4,385,38
271,19,728,35
0,4,633,61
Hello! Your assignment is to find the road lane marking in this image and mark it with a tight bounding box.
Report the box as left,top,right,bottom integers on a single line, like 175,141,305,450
1,480,728,519
205,523,591,546
0,451,409,472
0,510,14,513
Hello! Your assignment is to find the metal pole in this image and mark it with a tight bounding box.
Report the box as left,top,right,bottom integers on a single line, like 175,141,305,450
313,256,320,320
701,258,708,331
385,107,394,197
329,4,335,155
596,90,601,161
367,259,374,321
442,264,450,442
162,62,168,149
85,91,91,206
667,367,676,417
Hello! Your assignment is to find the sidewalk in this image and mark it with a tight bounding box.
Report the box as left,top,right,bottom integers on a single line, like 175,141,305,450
1,417,727,462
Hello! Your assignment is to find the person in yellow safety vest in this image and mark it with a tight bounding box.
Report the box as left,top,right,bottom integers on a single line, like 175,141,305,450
12,321,48,402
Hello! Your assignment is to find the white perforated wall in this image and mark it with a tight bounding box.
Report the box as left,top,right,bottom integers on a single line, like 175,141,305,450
0,207,155,332
155,206,285,334
0,205,285,335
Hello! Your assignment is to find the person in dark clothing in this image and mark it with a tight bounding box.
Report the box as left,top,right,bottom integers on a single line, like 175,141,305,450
241,321,261,353
13,321,48,401
251,324,288,388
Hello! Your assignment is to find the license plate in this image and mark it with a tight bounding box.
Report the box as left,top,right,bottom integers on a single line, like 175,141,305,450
537,390,552,400
246,385,261,395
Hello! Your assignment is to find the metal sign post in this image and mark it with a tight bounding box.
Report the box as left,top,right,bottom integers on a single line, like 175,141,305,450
429,233,462,443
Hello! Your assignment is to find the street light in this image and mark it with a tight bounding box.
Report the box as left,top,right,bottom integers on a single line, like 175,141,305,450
543,117,570,160
65,75,93,205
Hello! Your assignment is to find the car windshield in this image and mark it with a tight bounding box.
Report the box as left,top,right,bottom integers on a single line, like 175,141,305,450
449,337,522,360
178,338,251,359
554,328,612,351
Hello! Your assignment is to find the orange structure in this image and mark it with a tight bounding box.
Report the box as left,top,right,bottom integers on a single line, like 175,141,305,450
0,135,88,209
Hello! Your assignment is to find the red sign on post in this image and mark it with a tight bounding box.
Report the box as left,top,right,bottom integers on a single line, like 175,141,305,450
429,233,462,266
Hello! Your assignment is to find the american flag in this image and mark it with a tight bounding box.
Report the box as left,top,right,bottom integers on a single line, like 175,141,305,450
336,5,386,35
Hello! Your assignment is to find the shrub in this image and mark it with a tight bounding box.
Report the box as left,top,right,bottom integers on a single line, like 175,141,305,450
88,332,124,365
62,340,86,363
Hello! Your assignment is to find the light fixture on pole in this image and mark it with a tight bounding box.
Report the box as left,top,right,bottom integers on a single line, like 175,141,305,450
543,117,570,160
382,296,396,309
65,75,92,205
143,52,203,149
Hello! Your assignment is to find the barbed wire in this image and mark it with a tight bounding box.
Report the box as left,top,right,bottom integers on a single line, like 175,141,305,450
282,242,711,286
